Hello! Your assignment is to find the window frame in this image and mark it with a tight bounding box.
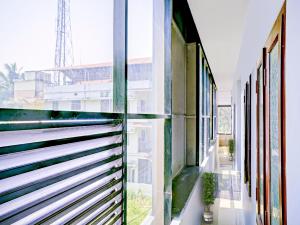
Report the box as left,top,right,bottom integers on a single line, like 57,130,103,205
0,0,219,223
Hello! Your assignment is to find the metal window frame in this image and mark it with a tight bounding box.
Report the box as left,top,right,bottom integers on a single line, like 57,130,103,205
0,0,219,223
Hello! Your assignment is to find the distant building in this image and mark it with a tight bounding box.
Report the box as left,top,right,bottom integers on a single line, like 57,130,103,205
12,58,154,187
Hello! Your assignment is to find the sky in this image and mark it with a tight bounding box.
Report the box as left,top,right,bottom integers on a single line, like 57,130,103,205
0,0,153,72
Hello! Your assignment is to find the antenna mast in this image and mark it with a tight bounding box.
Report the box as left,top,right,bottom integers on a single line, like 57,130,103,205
55,0,74,68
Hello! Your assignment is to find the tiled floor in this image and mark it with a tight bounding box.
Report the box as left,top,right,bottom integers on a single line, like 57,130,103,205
203,146,245,225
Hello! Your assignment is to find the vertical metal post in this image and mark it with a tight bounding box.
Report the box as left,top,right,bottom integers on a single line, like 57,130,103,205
113,0,127,223
113,0,126,114
164,0,172,224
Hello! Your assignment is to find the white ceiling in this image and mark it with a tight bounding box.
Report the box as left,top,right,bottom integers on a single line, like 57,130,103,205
187,0,249,91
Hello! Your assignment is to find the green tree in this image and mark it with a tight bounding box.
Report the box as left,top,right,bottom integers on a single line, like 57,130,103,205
0,63,24,101
229,139,235,157
4,63,24,81
202,172,216,212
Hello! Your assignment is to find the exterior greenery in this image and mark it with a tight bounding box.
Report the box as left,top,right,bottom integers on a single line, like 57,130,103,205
218,106,232,134
202,172,216,210
127,190,151,225
0,63,23,102
229,139,235,156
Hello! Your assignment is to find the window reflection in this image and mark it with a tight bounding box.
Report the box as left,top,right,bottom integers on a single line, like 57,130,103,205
127,0,164,114
0,0,114,112
127,119,164,224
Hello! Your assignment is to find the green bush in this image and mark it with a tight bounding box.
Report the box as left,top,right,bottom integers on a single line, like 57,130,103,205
228,139,235,156
127,190,151,225
202,172,216,207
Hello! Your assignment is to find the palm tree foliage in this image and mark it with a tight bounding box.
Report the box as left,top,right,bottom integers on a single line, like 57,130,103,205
0,63,24,101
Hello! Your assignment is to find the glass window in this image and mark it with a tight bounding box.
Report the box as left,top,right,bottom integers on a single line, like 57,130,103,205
126,0,166,224
71,100,81,111
200,57,205,161
205,68,210,152
210,79,214,140
52,101,59,110
0,0,113,112
127,119,164,224
138,159,152,183
100,99,110,112
127,0,164,114
213,86,217,139
200,57,213,160
218,106,232,134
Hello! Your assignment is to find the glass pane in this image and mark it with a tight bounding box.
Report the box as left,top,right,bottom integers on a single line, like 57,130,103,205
269,41,281,225
210,81,213,140
213,86,217,139
206,67,210,152
218,106,232,134
200,58,205,161
258,65,264,219
127,0,165,114
0,0,114,112
127,119,164,224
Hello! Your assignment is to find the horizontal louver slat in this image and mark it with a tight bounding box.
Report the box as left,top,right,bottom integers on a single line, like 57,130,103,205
106,213,123,225
48,190,122,225
0,119,120,131
0,124,122,155
0,135,122,179
4,181,123,225
0,111,124,224
0,124,122,148
0,159,122,221
76,199,122,225
0,147,122,202
88,204,122,225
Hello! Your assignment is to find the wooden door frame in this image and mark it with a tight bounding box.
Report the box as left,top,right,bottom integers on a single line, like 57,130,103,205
244,76,252,197
248,75,252,197
256,47,267,225
256,61,262,224
264,4,286,225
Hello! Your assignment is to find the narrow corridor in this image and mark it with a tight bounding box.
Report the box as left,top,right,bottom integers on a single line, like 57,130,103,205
203,146,244,225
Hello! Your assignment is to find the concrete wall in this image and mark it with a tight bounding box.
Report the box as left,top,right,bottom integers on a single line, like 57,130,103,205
172,22,186,178
186,43,197,166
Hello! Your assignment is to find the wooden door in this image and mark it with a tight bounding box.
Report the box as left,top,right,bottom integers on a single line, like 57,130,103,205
264,4,286,225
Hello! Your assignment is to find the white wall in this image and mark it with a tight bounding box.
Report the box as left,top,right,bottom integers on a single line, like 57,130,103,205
217,90,231,106
234,0,285,85
231,0,285,224
285,0,300,223
232,80,241,172
237,75,256,225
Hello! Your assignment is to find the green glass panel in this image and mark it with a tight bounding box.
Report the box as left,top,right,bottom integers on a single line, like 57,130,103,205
269,41,281,225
